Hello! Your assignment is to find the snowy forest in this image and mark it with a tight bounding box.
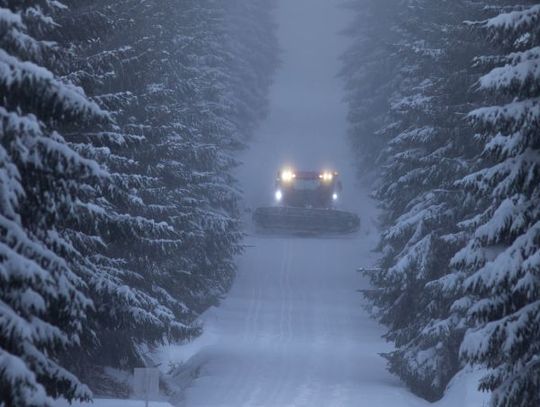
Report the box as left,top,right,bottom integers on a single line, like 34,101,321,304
1,0,539,407
1,0,277,405
342,1,540,406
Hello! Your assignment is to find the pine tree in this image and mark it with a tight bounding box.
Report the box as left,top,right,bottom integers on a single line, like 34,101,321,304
48,1,198,384
342,0,486,400
344,0,540,404
454,4,540,406
52,0,277,391
1,1,107,404
2,0,277,400
226,0,279,144
340,0,401,169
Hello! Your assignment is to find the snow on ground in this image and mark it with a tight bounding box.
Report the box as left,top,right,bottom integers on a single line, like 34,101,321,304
434,369,489,407
167,231,430,407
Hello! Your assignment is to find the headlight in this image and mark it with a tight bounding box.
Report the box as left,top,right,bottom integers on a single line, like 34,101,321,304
332,193,338,201
280,169,296,182
275,190,283,201
319,171,334,182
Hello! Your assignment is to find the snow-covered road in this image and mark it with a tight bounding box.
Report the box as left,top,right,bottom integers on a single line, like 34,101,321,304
179,233,430,407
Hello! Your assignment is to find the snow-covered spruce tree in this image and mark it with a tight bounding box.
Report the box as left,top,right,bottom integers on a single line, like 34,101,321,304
132,0,244,321
48,0,277,392
0,1,111,404
370,3,481,400
38,3,199,391
340,0,402,169
48,1,231,384
225,0,279,145
451,4,540,406
133,0,277,322
2,0,277,400
343,0,488,400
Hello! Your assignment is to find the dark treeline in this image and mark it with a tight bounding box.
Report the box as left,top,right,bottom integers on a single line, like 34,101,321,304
0,0,277,405
342,1,539,406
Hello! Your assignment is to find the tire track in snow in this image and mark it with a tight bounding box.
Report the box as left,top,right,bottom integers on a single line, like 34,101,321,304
218,249,262,406
270,239,296,406
242,286,256,341
236,246,266,405
285,241,293,344
278,239,288,345
236,240,286,406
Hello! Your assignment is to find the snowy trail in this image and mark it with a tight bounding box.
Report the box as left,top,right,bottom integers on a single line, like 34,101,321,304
179,234,429,407
169,1,429,406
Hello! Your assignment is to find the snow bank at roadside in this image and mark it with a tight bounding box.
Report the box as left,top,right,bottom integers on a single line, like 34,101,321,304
155,309,220,375
435,369,490,407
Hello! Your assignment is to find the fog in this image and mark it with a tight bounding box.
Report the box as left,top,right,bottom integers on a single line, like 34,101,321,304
5,0,531,404
163,1,424,405
238,0,357,211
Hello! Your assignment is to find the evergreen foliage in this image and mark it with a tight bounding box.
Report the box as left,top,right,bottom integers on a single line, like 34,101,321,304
0,1,104,404
344,0,483,400
455,4,540,406
1,0,277,403
340,0,400,169
343,0,540,405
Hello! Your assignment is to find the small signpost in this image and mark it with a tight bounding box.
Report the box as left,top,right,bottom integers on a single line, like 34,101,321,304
133,367,160,407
